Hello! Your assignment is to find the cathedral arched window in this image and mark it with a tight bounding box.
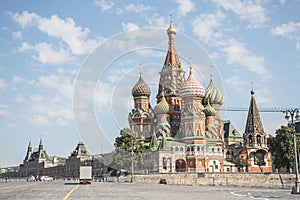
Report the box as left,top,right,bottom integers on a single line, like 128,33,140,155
249,135,253,145
163,157,167,170
257,135,261,145
174,104,179,111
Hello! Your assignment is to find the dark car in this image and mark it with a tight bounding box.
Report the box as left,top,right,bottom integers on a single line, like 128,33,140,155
159,179,167,184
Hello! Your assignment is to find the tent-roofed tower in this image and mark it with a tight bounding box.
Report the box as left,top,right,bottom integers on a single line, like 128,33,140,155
239,89,272,172
156,16,186,137
244,90,265,137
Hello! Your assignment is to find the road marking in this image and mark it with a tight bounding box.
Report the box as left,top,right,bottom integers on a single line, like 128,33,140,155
63,184,79,200
230,191,269,200
0,186,14,190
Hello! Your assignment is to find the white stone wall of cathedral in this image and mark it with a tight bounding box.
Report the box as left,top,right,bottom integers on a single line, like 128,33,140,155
129,121,153,140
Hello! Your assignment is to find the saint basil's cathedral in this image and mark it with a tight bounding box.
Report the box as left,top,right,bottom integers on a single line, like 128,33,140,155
128,20,272,173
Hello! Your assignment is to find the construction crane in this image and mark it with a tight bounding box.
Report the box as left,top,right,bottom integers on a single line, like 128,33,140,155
221,107,300,113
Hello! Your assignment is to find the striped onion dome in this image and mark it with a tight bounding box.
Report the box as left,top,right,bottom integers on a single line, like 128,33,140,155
180,67,205,98
132,76,151,97
203,100,216,117
154,92,170,115
203,77,224,105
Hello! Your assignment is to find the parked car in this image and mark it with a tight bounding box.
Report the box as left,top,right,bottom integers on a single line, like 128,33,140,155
27,175,36,181
40,176,53,181
159,179,167,184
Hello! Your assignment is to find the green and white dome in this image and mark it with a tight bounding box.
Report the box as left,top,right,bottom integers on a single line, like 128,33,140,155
203,78,224,105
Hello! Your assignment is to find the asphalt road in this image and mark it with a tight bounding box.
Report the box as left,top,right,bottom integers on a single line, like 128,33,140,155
0,180,299,200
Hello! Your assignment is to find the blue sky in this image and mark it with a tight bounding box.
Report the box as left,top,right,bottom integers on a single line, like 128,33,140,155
1,0,300,167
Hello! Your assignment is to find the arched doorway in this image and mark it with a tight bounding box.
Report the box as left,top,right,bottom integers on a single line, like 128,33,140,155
175,159,186,172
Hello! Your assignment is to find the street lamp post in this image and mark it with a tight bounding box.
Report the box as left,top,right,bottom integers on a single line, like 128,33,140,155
285,108,300,194
131,139,136,183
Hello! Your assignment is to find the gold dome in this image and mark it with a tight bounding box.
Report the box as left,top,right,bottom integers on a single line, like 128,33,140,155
167,23,176,34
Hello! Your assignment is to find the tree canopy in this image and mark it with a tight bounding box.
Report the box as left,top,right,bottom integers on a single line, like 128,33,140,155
233,157,248,172
268,125,300,172
110,128,145,173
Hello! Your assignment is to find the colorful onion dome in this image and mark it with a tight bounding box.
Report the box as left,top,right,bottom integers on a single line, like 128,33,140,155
132,75,151,97
180,66,205,98
203,100,216,117
203,77,224,105
154,90,170,115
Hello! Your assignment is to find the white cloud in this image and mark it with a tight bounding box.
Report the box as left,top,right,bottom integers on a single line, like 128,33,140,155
38,73,74,100
212,0,268,28
0,104,9,117
93,0,115,12
225,75,248,91
0,79,7,89
144,13,168,28
191,10,225,43
6,123,16,128
26,114,50,125
254,87,274,104
19,42,74,65
12,31,22,39
271,21,300,40
14,94,26,103
37,14,100,55
11,11,39,27
124,3,152,13
122,22,139,32
12,76,25,84
221,39,271,79
176,0,194,16
30,94,44,102
12,75,35,85
13,71,75,126
12,11,102,64
279,0,286,5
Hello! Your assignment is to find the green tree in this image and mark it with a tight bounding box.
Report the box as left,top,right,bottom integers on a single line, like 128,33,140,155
233,157,248,172
268,126,297,172
111,128,145,173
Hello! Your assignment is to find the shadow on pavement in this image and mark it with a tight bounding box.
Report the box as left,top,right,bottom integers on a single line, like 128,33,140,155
64,182,79,185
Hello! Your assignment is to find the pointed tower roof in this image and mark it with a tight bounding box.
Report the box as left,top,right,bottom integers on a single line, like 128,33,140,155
158,135,168,151
164,16,181,68
244,89,265,134
28,139,32,149
149,133,158,151
38,137,43,150
25,139,32,161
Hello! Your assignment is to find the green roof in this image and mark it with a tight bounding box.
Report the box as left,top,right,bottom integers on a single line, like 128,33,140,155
223,160,236,166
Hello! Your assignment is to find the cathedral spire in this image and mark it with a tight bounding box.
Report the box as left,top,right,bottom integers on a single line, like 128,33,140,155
244,89,264,134
158,135,168,151
28,138,32,149
164,15,181,68
25,139,32,161
39,135,43,150
139,63,142,77
149,132,158,151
